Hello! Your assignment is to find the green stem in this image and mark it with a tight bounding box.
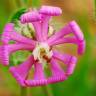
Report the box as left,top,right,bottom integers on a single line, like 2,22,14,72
20,87,27,96
41,85,53,96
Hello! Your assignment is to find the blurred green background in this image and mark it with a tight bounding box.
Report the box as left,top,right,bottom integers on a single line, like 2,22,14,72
0,0,96,96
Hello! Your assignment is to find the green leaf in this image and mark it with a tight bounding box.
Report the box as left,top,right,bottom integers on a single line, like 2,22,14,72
11,8,27,22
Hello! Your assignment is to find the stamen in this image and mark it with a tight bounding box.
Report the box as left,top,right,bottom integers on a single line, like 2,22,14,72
48,25,55,37
32,43,53,67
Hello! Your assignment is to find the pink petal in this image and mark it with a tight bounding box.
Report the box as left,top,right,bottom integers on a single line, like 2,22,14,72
39,6,62,41
69,21,84,41
2,23,36,46
25,79,47,87
0,46,9,66
53,50,73,64
48,58,67,84
47,23,72,43
34,62,45,80
41,15,50,41
0,44,34,66
66,56,77,76
47,21,85,54
48,36,85,55
48,36,78,46
20,10,42,41
2,23,14,44
9,32,36,46
47,21,84,43
53,50,77,76
25,62,47,87
32,22,43,42
20,11,42,23
50,58,65,76
39,6,62,16
9,56,34,87
78,40,86,54
20,10,43,42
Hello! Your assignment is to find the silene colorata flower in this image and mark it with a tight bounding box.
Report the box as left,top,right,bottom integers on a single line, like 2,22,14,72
0,6,85,87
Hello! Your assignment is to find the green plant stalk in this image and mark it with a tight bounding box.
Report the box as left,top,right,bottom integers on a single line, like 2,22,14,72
41,85,53,96
21,87,27,96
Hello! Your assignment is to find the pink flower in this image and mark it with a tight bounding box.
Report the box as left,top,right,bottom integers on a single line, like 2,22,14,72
0,6,85,87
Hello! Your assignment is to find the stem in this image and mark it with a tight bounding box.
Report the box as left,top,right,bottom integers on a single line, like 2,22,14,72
41,85,53,96
20,87,27,96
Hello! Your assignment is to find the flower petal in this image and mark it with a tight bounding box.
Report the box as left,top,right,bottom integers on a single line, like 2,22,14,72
50,58,65,76
32,22,43,41
78,40,86,54
48,37,85,54
9,32,36,46
39,6,62,41
41,15,50,41
20,11,42,23
9,56,34,87
48,36,78,46
47,23,72,43
25,79,47,87
20,10,43,42
53,50,77,76
25,62,47,86
2,23,14,44
48,58,67,84
53,50,72,64
0,44,34,66
2,23,36,46
34,62,45,79
47,21,85,54
39,6,62,16
0,46,9,66
66,56,77,76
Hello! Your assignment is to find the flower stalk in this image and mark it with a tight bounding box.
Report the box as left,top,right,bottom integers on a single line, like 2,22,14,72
42,85,53,96
20,87,27,96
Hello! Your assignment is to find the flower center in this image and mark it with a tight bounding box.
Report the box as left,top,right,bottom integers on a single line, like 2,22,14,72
33,43,53,67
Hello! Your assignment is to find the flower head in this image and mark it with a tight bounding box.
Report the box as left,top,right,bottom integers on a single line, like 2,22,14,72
0,6,85,87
